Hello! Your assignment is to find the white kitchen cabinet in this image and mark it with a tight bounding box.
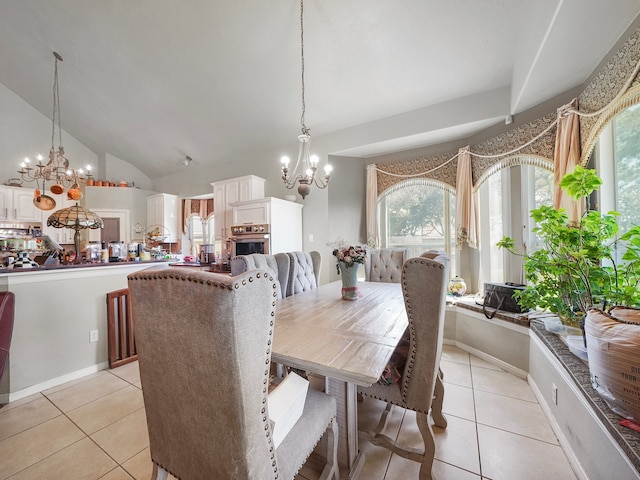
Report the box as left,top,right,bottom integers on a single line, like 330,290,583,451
147,193,179,243
231,197,303,254
41,193,76,245
0,185,41,223
211,175,265,241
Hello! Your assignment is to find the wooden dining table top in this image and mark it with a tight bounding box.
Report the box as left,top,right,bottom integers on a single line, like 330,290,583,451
271,281,408,386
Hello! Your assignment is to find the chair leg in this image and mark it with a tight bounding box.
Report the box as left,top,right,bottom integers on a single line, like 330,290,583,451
416,411,436,480
319,417,340,480
431,372,447,429
152,463,169,480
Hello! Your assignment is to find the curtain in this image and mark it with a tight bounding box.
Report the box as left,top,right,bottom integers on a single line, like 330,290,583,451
182,198,214,234
366,164,379,247
455,147,478,249
553,99,582,224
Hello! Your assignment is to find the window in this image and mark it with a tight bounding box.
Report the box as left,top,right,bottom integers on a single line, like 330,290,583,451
613,104,640,234
378,180,456,273
186,215,215,257
477,162,553,285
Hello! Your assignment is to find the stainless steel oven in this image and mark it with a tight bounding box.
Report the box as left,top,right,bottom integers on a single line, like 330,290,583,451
230,224,270,257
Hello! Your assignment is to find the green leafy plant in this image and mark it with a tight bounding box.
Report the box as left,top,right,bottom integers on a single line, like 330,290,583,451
497,166,640,325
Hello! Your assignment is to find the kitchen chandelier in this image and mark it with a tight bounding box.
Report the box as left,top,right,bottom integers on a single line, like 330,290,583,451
18,52,93,191
280,0,332,199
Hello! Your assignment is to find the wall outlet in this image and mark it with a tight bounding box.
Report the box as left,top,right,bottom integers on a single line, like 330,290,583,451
89,329,99,343
551,383,558,405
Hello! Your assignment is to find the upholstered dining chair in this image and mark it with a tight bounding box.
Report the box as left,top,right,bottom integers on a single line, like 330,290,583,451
286,251,321,296
230,252,290,299
128,268,339,480
358,253,450,480
364,248,408,283
0,292,15,387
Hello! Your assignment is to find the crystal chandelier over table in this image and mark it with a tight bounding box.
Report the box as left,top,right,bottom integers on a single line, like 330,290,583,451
18,52,93,192
280,0,332,199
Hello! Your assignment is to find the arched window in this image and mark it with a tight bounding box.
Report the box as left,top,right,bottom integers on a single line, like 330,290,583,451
378,179,456,272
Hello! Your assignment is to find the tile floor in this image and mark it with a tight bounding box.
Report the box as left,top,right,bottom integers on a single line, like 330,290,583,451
0,345,577,479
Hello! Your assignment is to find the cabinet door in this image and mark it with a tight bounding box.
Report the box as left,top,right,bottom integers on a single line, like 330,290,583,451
213,186,226,240
147,196,163,230
223,181,239,234
0,187,11,221
162,194,178,243
13,189,41,222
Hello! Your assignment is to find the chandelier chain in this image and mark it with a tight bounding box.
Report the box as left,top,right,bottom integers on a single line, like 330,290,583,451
299,0,309,135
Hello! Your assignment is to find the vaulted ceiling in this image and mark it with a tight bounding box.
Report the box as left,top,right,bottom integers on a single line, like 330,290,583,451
1,0,639,180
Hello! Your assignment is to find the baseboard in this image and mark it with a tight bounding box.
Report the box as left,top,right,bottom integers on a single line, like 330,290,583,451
8,361,109,403
528,373,590,480
452,340,528,379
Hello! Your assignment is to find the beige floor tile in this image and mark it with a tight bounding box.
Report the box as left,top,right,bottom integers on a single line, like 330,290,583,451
433,414,481,475
441,345,471,365
99,467,134,480
440,359,473,388
8,437,117,480
478,424,577,480
45,372,130,412
359,439,393,480
108,361,140,385
120,446,151,480
42,370,106,396
0,396,61,442
0,415,84,479
471,365,536,402
441,382,476,422
470,354,503,371
91,407,149,464
358,396,404,439
432,459,481,479
386,452,421,477
0,392,43,414
474,389,558,444
67,385,145,435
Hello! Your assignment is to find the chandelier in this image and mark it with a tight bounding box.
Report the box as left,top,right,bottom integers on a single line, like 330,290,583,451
280,0,332,199
18,52,93,192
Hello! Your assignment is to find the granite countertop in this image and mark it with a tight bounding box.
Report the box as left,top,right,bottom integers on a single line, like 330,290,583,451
530,320,640,473
0,259,172,273
447,295,531,327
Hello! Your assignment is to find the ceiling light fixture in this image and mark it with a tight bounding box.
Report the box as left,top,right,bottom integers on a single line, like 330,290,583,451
18,52,93,193
280,0,332,199
182,156,192,167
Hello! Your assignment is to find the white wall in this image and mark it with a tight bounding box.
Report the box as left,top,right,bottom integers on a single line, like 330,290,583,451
104,153,152,191
0,83,98,186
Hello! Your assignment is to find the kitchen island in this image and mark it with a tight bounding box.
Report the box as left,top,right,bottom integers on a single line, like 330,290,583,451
0,261,171,403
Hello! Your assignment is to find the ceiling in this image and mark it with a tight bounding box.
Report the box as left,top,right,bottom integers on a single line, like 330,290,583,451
1,0,639,180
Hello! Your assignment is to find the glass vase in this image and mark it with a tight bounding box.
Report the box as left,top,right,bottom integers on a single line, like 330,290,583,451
340,261,360,301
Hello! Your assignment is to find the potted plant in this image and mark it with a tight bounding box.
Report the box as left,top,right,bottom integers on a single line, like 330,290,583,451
497,166,640,326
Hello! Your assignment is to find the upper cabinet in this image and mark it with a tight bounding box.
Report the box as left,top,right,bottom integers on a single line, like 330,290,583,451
0,185,41,223
147,193,179,243
211,175,265,241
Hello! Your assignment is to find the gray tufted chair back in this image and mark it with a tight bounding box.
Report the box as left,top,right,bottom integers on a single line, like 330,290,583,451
364,248,408,283
286,251,321,296
230,253,290,299
128,268,339,480
358,253,450,478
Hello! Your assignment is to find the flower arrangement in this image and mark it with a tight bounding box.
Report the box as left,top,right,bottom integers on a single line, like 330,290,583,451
332,245,367,272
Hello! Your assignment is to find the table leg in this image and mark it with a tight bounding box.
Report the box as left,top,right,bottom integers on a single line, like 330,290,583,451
325,377,365,480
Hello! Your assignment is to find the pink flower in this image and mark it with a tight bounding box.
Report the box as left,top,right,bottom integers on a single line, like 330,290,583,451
343,255,352,263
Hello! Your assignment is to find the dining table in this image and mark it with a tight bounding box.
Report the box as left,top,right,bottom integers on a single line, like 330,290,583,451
271,280,408,480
